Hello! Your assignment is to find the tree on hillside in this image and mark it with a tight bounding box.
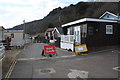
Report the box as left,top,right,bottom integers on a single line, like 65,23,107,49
48,23,54,28
9,2,119,34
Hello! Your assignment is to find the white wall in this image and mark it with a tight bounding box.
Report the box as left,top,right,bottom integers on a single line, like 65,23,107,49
60,42,74,51
0,31,4,41
4,32,31,46
25,34,30,39
4,32,23,42
14,33,24,41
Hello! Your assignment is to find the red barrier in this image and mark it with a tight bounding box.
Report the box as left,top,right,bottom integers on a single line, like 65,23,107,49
44,46,56,54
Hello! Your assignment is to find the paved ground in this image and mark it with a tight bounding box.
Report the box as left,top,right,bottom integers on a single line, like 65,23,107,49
5,43,119,79
1,47,24,79
17,43,75,61
0,59,2,80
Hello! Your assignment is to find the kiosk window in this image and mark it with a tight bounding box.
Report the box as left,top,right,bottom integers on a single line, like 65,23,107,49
106,25,113,34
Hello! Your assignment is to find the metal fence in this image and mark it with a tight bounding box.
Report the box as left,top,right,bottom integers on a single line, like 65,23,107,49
61,35,74,43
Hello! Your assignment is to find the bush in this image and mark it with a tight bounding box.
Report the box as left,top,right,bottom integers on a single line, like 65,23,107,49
40,36,47,43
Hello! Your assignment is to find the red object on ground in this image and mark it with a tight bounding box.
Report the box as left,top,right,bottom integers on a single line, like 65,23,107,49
44,46,56,54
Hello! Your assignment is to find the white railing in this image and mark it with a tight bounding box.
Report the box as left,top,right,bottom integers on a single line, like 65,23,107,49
11,39,31,47
61,35,74,43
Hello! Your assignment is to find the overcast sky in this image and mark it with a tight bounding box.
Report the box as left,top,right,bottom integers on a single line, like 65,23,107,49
0,0,88,29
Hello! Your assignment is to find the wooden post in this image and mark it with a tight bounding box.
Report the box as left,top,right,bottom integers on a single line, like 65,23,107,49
73,39,76,55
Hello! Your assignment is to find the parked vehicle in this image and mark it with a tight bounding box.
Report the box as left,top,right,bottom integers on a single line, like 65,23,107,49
0,43,5,60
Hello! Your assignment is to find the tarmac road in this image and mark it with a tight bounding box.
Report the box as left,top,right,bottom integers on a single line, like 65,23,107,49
0,59,2,80
5,43,119,79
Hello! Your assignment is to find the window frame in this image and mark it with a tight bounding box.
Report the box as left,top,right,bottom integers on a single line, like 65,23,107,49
106,25,113,34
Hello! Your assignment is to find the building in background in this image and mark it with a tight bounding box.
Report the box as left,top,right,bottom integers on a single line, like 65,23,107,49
53,27,64,39
100,11,120,20
0,26,5,42
52,27,64,47
4,30,30,47
45,28,54,43
61,11,120,51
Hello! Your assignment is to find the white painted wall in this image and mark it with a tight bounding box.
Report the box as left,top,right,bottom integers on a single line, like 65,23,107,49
0,31,4,41
25,34,30,39
4,32,23,42
4,32,24,46
4,30,31,46
60,42,74,51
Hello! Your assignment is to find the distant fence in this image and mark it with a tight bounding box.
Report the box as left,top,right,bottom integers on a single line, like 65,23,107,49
11,39,31,47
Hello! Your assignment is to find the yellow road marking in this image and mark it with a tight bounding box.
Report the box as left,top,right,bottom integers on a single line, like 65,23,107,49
3,51,21,80
4,59,17,80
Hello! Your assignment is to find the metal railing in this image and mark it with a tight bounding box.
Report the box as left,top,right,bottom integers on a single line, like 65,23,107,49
61,35,74,43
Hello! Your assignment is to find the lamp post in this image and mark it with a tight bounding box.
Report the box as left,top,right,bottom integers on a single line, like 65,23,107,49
23,20,25,39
